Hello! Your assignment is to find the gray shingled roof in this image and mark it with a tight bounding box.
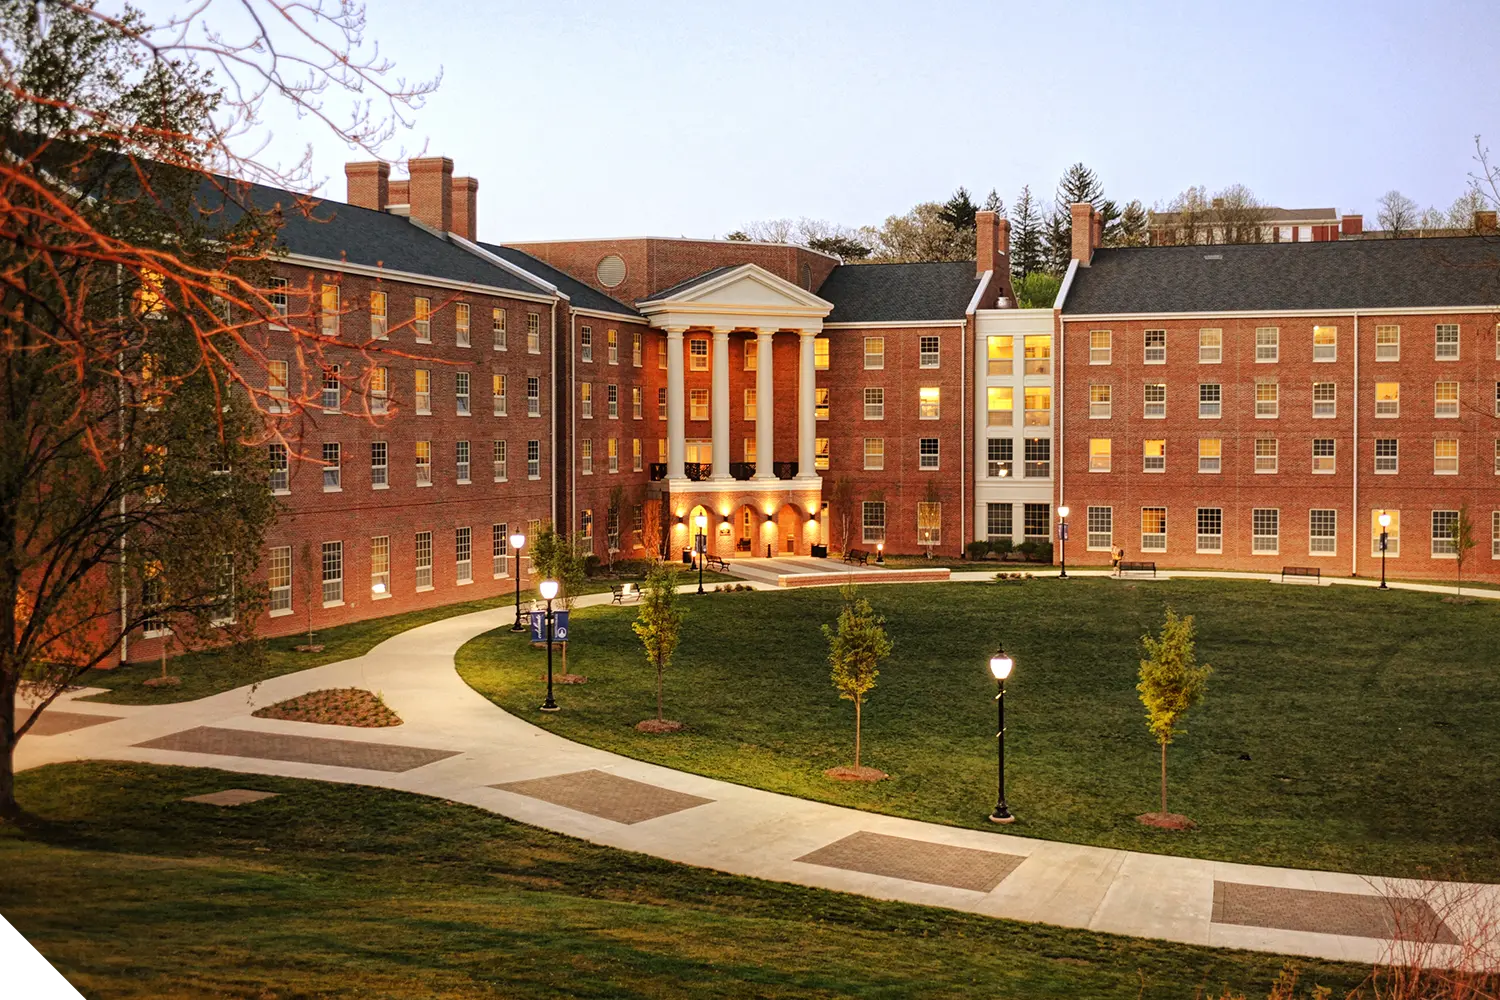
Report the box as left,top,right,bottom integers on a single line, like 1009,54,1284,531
642,265,740,302
817,261,979,323
482,243,640,317
1064,237,1500,314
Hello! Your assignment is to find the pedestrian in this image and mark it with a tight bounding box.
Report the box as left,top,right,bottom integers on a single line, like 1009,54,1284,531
1112,545,1124,577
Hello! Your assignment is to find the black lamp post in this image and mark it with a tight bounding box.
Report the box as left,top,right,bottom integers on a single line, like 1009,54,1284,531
539,578,559,712
694,513,707,594
508,530,526,631
876,541,884,564
1057,505,1070,579
988,647,1015,824
1378,512,1391,590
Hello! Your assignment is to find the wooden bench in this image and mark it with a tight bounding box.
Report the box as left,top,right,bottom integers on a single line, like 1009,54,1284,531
610,583,640,604
704,553,728,573
843,548,869,566
1280,565,1321,583
1118,560,1157,577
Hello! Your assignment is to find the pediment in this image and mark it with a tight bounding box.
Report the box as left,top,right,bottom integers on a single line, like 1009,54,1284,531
639,263,832,318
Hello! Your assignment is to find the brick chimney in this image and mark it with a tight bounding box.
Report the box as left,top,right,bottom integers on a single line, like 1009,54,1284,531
388,178,410,207
345,161,390,211
975,209,1002,277
452,176,479,241
1341,214,1363,237
407,157,454,233
1475,210,1498,234
1071,202,1100,267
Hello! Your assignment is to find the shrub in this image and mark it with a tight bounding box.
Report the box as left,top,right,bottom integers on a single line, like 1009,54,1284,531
1033,541,1053,564
992,538,1014,556
965,540,991,560
1016,540,1037,557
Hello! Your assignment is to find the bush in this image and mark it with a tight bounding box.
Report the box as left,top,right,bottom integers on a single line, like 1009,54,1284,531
992,538,1014,556
965,540,991,560
583,554,603,577
1016,540,1037,558
1033,541,1053,564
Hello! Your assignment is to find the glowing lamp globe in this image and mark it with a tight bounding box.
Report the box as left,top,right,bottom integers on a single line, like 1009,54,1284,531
989,649,1014,680
539,579,559,601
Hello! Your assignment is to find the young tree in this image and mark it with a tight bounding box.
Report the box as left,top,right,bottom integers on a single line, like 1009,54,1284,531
1378,190,1419,237
631,560,684,729
982,189,1006,216
1452,505,1477,597
530,525,588,611
822,587,892,775
1136,608,1212,826
605,486,626,569
1010,186,1045,280
1113,199,1150,247
828,477,855,553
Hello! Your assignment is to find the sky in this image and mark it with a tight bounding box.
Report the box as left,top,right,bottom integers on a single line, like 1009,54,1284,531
185,0,1500,242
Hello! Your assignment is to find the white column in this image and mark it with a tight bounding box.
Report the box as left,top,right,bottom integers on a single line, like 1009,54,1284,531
753,329,776,480
797,330,817,480
711,328,731,480
665,326,686,480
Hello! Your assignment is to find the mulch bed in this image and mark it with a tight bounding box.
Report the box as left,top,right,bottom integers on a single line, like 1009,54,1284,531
635,719,684,734
825,765,888,782
252,688,402,728
538,673,588,685
1137,811,1196,831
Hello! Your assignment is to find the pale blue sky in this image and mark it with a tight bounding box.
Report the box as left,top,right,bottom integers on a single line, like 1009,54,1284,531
242,0,1500,242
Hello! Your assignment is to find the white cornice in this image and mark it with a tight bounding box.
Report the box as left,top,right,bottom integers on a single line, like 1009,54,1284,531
966,270,992,316
571,306,648,324
1061,304,1500,322
448,233,562,297
1054,259,1080,313
281,252,559,305
823,319,967,329
638,263,834,313
507,235,842,264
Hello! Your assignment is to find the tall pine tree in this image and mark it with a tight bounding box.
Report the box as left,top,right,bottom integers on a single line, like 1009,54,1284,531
1042,204,1073,275
982,188,1006,216
1010,185,1044,280
939,187,979,232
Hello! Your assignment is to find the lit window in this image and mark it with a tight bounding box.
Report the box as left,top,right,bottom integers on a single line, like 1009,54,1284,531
814,438,829,470
864,337,885,369
1024,387,1051,426
1375,324,1399,361
1198,438,1221,474
1089,438,1112,472
744,388,756,420
1435,381,1459,417
581,439,593,475
1312,326,1337,362
1143,329,1165,364
919,387,940,419
1198,328,1221,363
268,360,290,413
690,388,709,421
493,308,507,350
863,438,884,471
1142,507,1167,552
1196,508,1221,553
1255,438,1278,473
607,329,618,364
1312,438,1335,474
493,374,507,416
1313,382,1336,418
1199,383,1221,418
608,437,619,473
1143,439,1165,473
455,303,471,347
1255,381,1278,418
415,440,432,486
1024,335,1052,374
916,502,942,545
988,335,1013,374
370,290,388,340
632,438,642,472
370,366,389,415
1434,438,1459,474
527,313,541,353
1255,327,1279,363
321,283,339,337
988,386,1014,426
1375,382,1399,417
814,337,829,370
1089,384,1111,419
743,338,757,371
415,369,431,415
414,296,431,343
1089,330,1111,365
632,386,642,420
815,387,829,420
633,331,642,367
1144,383,1166,419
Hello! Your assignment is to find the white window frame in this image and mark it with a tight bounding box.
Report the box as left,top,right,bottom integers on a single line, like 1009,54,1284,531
1252,508,1279,555
1143,329,1166,365
1198,328,1222,364
1255,327,1279,363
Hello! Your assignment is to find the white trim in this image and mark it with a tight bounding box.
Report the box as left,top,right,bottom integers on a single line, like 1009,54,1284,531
966,270,992,317
508,235,841,263
637,263,833,312
1053,259,1080,312
280,252,558,305
823,319,967,329
447,234,562,295
572,306,645,323
1063,304,1500,321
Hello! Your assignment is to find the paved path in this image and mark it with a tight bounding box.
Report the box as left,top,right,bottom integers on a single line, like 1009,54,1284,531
15,576,1499,970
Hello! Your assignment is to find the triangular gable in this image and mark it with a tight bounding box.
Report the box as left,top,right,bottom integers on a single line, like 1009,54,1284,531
639,263,832,314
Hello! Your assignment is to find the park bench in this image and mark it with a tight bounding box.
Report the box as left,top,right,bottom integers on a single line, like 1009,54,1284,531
843,548,869,566
1280,565,1321,583
610,583,640,604
704,553,728,573
1118,560,1157,577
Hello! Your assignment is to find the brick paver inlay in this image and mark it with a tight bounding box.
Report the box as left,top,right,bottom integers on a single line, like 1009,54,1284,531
796,831,1025,893
29,711,122,737
136,726,461,773
183,789,281,807
491,769,714,824
1212,881,1458,944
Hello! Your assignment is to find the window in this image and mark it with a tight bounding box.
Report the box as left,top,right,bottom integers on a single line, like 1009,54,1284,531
527,377,540,417
1255,381,1278,418
581,439,593,475
1251,508,1279,554
1196,508,1222,554
690,388,709,421
658,339,667,370
1089,330,1111,365
1089,384,1111,419
493,308,507,350
919,438,939,470
743,437,756,463
322,442,341,491
987,335,1013,375
321,283,339,337
607,507,620,550
268,276,289,325
415,440,432,486
607,329,618,364
1087,507,1113,550
1255,327,1279,363
527,439,540,479
1024,335,1052,374
321,365,341,412
864,337,885,369
1144,383,1166,419
321,540,343,606
632,331,642,367
1495,382,1500,418
268,360,290,413
1432,510,1459,557
1496,439,1500,474
1372,510,1400,557
455,372,471,416
689,338,709,370
1198,438,1221,473
1199,383,1221,418
370,441,388,487
916,502,942,545
581,327,593,362
456,440,471,483
987,386,1014,426
632,437,642,472
987,438,1013,478
415,531,433,590
919,336,941,368
815,387,829,419
1494,511,1500,559
1143,329,1166,364
863,437,884,470
862,501,886,544
1142,507,1168,552
371,366,389,415
632,386,642,420
1089,438,1112,472
370,291,388,340
1375,324,1399,361
864,387,884,420
814,437,829,470
268,546,291,614
1312,325,1337,361
492,440,507,481
1435,323,1459,360
455,527,473,584
1199,328,1222,363
743,338,758,371
1134,438,1161,472
1375,438,1399,473
607,384,619,419
744,388,756,420
414,296,431,343
268,443,289,493
608,437,619,473
1023,504,1051,541
527,313,541,353
1435,381,1459,417
455,303,470,347
1023,437,1050,478
492,524,510,578
1313,382,1336,418
1312,438,1335,474
1024,387,1051,426
986,503,1013,542
919,387,940,419
1310,509,1337,555
415,369,431,415
370,536,390,597
1434,438,1459,474
493,374,507,416
814,336,829,370
1255,438,1278,473
657,387,667,420
1375,382,1399,417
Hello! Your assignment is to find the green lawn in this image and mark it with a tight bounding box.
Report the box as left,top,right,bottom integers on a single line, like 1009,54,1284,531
458,580,1500,882
0,762,1363,999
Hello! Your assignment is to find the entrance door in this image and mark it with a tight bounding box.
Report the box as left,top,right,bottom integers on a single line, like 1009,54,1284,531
776,506,800,555
737,507,754,554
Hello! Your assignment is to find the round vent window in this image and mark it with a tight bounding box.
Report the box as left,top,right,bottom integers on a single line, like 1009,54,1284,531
596,254,626,288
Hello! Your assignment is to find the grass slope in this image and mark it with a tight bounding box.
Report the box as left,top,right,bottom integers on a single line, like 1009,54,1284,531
458,579,1500,881
0,762,1362,999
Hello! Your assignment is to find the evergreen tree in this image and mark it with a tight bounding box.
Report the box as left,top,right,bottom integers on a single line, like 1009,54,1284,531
1042,205,1073,275
1010,185,1044,279
982,188,1006,216
938,186,979,233
1114,199,1149,247
1057,162,1104,208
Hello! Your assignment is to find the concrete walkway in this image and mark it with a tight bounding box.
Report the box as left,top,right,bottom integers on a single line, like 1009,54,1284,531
14,579,1499,970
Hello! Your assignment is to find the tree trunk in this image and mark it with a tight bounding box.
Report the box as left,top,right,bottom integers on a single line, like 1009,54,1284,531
1160,740,1168,816
1,684,17,821
854,696,862,769
656,659,664,722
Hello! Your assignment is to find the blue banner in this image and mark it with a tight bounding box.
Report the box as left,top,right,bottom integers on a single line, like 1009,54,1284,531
529,610,570,643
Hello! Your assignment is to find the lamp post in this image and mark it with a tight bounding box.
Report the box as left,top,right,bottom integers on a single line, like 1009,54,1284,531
694,512,708,594
539,578,559,712
1378,512,1391,590
1056,505,1070,579
876,541,884,564
988,647,1015,824
508,530,527,631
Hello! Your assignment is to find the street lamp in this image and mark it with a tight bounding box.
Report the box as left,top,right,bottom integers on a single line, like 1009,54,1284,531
1378,512,1391,590
1056,505,1070,579
876,541,884,564
988,647,1015,824
694,512,708,594
539,578,559,712
508,530,527,631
